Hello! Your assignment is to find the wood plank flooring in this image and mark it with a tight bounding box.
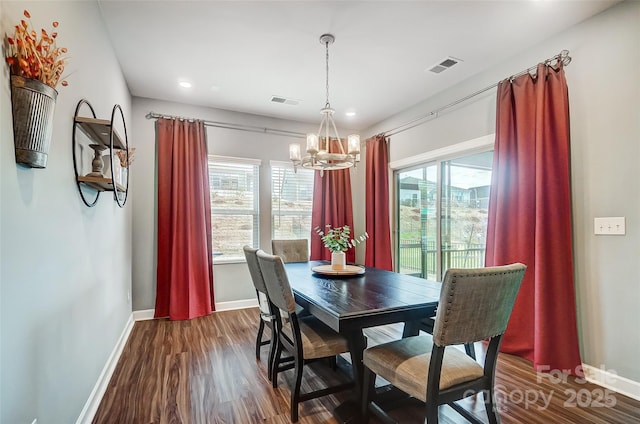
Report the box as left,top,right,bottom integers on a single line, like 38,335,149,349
93,308,640,423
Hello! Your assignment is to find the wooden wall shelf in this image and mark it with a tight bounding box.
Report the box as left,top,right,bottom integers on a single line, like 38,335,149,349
74,116,125,150
77,175,126,192
72,99,129,208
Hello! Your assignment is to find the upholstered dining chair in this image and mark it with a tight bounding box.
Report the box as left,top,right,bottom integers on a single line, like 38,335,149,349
361,263,526,424
420,313,476,359
243,246,277,381
256,249,355,422
271,239,309,263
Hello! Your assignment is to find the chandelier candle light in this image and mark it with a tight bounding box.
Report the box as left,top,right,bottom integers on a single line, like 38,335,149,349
289,34,360,175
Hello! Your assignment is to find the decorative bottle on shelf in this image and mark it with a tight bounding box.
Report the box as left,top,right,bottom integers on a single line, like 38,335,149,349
102,153,122,182
120,167,128,187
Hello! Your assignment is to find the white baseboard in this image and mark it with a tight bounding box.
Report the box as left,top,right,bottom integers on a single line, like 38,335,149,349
215,298,258,311
75,314,135,424
132,299,258,322
583,363,640,401
76,298,259,422
132,309,155,321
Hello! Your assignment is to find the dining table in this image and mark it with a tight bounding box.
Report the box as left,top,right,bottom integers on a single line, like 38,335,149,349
284,260,442,423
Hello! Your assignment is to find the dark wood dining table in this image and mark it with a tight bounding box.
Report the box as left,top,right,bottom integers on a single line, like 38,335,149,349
284,260,442,423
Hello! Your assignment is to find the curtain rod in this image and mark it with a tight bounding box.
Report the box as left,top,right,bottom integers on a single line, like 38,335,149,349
145,111,306,139
146,50,570,140
383,50,571,137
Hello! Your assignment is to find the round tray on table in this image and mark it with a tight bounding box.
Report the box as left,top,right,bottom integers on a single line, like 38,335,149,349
311,264,365,276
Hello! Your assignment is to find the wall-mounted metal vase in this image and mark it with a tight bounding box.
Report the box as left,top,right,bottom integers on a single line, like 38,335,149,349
10,75,58,168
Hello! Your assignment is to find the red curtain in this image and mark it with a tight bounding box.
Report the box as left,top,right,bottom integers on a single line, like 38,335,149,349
155,118,215,320
486,63,581,374
364,135,393,270
310,139,355,263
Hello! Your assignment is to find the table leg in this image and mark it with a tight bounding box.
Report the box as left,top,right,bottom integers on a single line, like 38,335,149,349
348,330,367,398
333,329,367,423
402,320,421,338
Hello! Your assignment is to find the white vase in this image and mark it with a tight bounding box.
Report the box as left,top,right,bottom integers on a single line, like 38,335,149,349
331,251,346,270
120,167,128,186
102,153,121,181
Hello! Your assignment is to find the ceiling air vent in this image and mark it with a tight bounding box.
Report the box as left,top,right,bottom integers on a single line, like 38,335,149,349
270,96,300,106
427,56,462,74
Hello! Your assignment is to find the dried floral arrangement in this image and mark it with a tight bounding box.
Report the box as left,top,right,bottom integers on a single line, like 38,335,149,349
5,10,68,88
116,147,136,167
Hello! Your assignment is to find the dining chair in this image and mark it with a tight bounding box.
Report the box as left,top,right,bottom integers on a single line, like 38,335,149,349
271,239,309,263
271,239,313,320
256,249,355,422
420,314,476,359
243,246,277,381
361,263,526,424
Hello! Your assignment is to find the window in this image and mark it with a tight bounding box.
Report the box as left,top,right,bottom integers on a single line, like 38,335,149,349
396,149,493,280
271,161,314,240
209,155,260,262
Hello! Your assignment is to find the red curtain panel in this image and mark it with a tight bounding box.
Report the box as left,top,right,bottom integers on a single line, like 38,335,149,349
310,138,355,263
486,63,582,375
364,135,393,270
155,118,215,320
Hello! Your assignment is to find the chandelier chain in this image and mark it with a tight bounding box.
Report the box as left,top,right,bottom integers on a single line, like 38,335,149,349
325,38,330,109
287,33,360,174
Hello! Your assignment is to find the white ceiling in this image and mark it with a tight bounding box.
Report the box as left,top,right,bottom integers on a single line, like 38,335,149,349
97,0,618,131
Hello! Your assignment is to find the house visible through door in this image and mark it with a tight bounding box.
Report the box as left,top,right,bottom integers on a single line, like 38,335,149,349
396,150,493,281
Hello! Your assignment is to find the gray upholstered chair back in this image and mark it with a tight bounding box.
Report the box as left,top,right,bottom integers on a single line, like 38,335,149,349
256,250,297,314
432,263,526,347
243,246,272,316
271,239,309,263
243,246,267,293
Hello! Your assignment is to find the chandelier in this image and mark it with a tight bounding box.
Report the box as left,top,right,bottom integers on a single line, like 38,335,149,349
289,34,360,175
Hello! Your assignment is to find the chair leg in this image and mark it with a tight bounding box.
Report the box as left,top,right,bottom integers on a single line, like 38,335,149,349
255,319,265,360
361,367,376,423
329,355,337,371
267,325,276,381
271,341,283,388
425,401,439,424
291,355,304,423
484,386,501,424
464,342,476,360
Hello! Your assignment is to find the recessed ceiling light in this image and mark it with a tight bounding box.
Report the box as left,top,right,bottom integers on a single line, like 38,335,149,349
345,111,356,117
178,81,192,88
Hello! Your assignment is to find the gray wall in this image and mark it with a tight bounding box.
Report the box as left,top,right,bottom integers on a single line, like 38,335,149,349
1,2,132,423
130,97,364,310
364,2,640,383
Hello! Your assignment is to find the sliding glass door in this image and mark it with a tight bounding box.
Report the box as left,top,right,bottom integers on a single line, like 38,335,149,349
397,164,438,279
396,150,492,281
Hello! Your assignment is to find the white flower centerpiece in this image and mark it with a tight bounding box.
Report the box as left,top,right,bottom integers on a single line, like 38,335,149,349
315,225,368,270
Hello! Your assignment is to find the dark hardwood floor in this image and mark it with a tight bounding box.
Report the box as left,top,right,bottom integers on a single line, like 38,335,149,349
93,308,640,423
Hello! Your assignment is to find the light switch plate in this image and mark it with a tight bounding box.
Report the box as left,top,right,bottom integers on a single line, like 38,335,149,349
594,217,625,235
